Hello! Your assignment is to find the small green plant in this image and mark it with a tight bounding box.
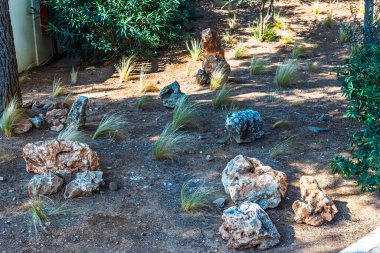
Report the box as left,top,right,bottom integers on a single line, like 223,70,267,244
275,60,300,88
252,24,278,42
250,57,267,75
136,94,153,110
312,1,320,16
172,96,200,130
92,113,127,140
322,11,334,28
234,43,249,59
153,124,190,161
292,42,310,58
306,60,320,73
180,181,213,212
227,14,238,30
281,35,295,44
266,94,277,102
186,39,203,61
270,136,297,158
222,103,239,118
70,67,78,84
1,99,27,138
139,63,158,93
52,78,68,97
274,10,285,30
212,86,235,108
115,55,136,83
58,125,86,142
222,30,238,45
339,24,352,43
210,63,229,90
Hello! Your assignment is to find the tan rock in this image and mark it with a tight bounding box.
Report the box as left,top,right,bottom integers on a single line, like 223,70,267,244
14,119,33,134
45,108,68,120
292,176,338,226
50,124,64,132
28,173,64,195
23,140,100,174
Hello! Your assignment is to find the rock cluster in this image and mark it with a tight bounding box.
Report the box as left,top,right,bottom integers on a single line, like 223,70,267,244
225,110,265,144
196,28,231,86
222,155,287,209
220,202,281,250
292,176,338,226
159,81,185,109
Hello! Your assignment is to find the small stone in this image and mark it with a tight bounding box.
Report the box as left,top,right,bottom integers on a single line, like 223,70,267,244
206,155,214,161
226,110,264,144
216,139,225,144
30,116,44,129
198,135,204,140
109,182,118,191
51,119,61,126
13,119,33,134
64,171,103,199
50,124,64,132
0,176,5,181
213,197,226,210
28,173,64,196
45,108,68,120
307,126,328,133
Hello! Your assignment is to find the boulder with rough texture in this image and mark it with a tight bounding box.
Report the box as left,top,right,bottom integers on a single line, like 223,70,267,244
28,173,64,195
226,110,265,144
196,28,231,86
220,202,280,250
159,81,186,109
64,171,104,198
23,140,100,174
222,155,287,209
14,119,33,134
66,96,88,129
292,176,338,226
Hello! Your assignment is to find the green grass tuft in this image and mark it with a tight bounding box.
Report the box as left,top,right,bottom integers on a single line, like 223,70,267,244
322,11,334,28
136,94,154,110
115,55,136,83
70,67,78,84
210,63,229,90
58,125,86,142
172,96,200,130
234,43,249,59
92,113,127,140
252,25,278,42
250,57,268,75
180,181,214,212
292,42,310,58
312,1,320,16
186,39,203,61
339,24,351,43
52,78,68,97
153,124,190,161
306,60,320,73
281,35,295,44
227,14,238,30
275,60,300,88
139,64,159,93
222,30,238,45
1,99,27,138
212,87,235,109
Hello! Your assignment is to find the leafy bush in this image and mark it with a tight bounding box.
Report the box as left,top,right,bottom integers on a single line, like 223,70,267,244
44,0,188,60
332,47,380,192
252,25,278,42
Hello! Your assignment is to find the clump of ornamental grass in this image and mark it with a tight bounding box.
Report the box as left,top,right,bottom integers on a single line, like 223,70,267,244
266,94,277,102
139,64,159,93
227,14,238,30
210,64,229,90
270,136,297,158
186,39,203,61
92,113,127,140
222,30,238,45
234,43,249,59
172,96,201,130
339,24,351,43
180,181,214,212
312,1,320,16
250,57,268,75
1,99,27,138
292,42,310,58
152,124,191,161
281,35,295,44
306,60,320,73
275,60,300,88
114,55,136,83
212,86,235,109
70,67,78,85
274,11,285,30
136,94,153,110
58,125,86,142
52,78,68,97
322,11,334,28
222,103,239,118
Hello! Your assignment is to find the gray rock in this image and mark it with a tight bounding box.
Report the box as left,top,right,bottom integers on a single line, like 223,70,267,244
213,197,226,210
221,155,288,209
28,173,64,196
42,102,53,110
219,202,280,250
225,110,265,143
196,69,209,86
159,81,185,109
109,181,118,191
64,171,104,199
307,126,328,133
30,116,45,129
66,96,88,129
13,119,33,134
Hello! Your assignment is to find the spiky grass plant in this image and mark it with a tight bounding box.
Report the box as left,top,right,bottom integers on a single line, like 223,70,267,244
52,78,68,97
281,35,295,44
275,60,300,88
227,14,238,30
270,136,297,158
306,61,320,73
312,1,320,16
210,63,229,90
292,42,310,58
115,55,136,83
250,57,267,75
136,94,153,110
266,94,277,102
212,87,235,109
152,124,190,161
339,25,351,43
222,103,239,118
180,181,213,212
186,39,203,61
92,113,127,140
234,43,249,59
222,30,237,45
274,11,285,30
19,72,30,84
139,64,158,93
58,125,86,142
70,67,78,85
172,96,200,130
322,11,334,28
1,99,27,138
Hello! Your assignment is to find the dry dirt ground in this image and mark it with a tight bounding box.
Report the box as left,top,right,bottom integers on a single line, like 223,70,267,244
1,1,379,252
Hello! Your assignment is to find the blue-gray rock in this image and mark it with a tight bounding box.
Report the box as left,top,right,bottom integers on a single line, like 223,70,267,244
42,102,53,110
109,181,119,191
159,81,185,109
225,110,265,143
30,116,45,129
66,96,88,129
213,197,226,210
307,126,328,133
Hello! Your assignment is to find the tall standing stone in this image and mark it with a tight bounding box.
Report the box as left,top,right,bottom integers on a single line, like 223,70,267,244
66,96,88,129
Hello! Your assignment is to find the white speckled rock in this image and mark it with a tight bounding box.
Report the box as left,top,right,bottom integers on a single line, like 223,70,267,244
64,171,103,198
28,173,64,195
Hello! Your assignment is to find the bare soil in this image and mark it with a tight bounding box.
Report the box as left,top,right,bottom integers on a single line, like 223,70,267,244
0,1,379,252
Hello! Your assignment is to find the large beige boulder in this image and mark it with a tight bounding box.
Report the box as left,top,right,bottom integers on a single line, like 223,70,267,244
23,140,100,174
292,176,338,226
222,155,287,209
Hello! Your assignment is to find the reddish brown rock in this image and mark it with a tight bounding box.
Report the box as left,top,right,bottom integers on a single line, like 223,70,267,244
45,108,68,120
28,173,64,195
23,140,100,174
14,119,33,134
292,176,338,226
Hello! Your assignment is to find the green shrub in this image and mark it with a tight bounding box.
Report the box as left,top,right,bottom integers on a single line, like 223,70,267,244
332,47,380,192
43,0,188,60
252,25,278,42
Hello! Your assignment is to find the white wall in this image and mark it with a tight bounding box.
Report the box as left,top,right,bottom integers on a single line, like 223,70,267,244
9,0,54,72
